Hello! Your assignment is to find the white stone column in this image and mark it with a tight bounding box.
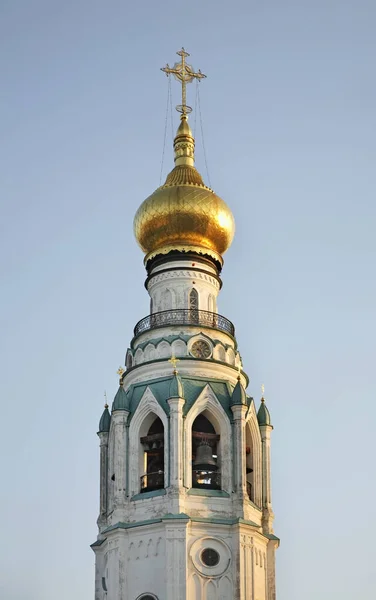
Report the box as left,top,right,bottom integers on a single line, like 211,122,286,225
163,518,188,600
112,410,129,519
266,539,278,600
98,431,109,527
231,404,248,497
167,396,185,490
260,424,274,534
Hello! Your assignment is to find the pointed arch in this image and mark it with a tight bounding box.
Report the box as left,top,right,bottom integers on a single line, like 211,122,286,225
205,579,217,600
218,576,232,600
171,338,186,357
191,574,201,600
144,343,156,361
136,540,144,560
213,343,226,362
125,350,133,369
208,293,215,313
156,340,171,359
155,536,164,557
245,404,262,508
128,388,169,496
184,385,232,491
226,347,235,365
189,287,199,309
134,347,144,365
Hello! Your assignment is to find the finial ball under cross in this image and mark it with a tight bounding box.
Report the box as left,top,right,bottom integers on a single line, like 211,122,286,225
161,47,206,116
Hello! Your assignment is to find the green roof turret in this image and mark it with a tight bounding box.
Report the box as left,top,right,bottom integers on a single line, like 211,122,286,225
257,396,272,426
231,378,247,406
112,385,129,411
169,371,184,398
98,404,111,433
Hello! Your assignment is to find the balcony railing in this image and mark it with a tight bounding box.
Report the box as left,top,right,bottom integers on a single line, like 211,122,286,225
134,309,235,338
192,469,221,490
140,471,164,493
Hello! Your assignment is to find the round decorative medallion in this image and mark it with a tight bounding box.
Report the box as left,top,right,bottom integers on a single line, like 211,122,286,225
190,537,231,577
190,339,211,359
201,548,220,567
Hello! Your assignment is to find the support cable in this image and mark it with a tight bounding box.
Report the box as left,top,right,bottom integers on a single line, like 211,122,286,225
193,79,199,137
197,83,212,188
169,76,174,142
159,77,172,185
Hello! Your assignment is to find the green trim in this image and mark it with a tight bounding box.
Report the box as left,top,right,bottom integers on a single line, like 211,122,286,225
131,488,166,501
123,373,239,422
131,323,237,348
162,512,190,521
192,516,237,525
90,538,106,548
191,516,260,527
238,517,262,527
187,488,230,498
125,356,248,387
247,499,263,512
102,518,162,533
265,533,280,541
99,515,266,536
131,334,191,352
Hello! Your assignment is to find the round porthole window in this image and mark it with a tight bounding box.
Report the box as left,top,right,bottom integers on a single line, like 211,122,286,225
190,536,231,577
201,548,220,567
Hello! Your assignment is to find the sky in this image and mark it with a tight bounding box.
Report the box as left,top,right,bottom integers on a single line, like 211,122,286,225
0,1,375,599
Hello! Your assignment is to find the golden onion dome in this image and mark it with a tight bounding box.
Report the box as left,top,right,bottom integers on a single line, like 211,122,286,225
133,116,235,264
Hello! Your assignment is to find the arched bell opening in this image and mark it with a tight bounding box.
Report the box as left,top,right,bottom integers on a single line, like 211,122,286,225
192,413,221,490
245,423,254,502
139,415,165,493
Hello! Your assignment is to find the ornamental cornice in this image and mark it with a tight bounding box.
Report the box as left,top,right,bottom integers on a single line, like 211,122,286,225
147,269,220,290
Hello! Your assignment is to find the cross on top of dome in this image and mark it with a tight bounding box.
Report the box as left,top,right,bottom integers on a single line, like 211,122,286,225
161,47,206,116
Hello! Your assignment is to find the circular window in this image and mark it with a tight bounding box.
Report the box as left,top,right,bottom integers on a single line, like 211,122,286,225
190,339,212,359
201,548,220,567
190,537,231,577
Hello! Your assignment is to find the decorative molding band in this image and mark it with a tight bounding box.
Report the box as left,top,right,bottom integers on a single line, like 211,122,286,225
147,269,220,290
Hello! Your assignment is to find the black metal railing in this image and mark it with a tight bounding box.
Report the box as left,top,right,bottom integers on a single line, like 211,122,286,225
134,309,235,337
140,471,164,493
192,469,221,490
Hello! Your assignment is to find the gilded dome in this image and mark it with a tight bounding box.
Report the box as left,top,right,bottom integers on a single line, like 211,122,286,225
134,116,235,263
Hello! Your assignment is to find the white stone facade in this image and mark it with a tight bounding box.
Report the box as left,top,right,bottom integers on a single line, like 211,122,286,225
92,254,278,600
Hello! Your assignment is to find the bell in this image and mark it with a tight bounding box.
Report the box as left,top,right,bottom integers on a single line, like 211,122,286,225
194,441,217,469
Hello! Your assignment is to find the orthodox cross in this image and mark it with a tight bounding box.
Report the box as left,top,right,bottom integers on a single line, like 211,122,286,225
261,384,265,402
169,355,180,373
161,47,206,116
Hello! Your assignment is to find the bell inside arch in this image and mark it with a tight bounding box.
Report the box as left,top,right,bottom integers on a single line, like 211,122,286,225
194,441,217,469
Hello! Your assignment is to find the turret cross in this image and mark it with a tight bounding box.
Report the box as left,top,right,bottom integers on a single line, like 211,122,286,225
169,355,180,373
161,47,206,116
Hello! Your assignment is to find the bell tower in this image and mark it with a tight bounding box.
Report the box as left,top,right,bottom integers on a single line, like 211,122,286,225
91,48,279,600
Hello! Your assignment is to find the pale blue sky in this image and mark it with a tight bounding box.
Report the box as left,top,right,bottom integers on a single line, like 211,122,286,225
0,1,375,599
